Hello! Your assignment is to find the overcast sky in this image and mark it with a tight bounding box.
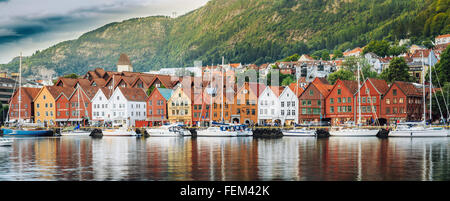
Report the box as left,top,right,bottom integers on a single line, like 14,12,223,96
0,0,210,63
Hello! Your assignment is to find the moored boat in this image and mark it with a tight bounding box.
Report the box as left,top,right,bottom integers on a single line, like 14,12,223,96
329,127,379,137
197,125,238,137
2,128,54,137
102,127,138,136
282,127,316,137
146,124,191,137
0,138,13,146
389,123,448,137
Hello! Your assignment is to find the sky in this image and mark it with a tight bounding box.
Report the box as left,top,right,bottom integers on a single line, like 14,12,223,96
0,0,210,63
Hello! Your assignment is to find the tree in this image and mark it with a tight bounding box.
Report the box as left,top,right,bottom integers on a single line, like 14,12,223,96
63,73,79,79
388,45,408,56
380,57,412,83
327,69,355,85
281,54,300,62
363,40,390,57
332,49,343,60
281,76,295,86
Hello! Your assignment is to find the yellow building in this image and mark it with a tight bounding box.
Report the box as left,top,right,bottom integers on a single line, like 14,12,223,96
33,86,63,125
167,87,192,125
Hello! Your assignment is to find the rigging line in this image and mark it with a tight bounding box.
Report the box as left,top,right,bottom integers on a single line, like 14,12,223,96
359,59,380,126
432,66,450,119
433,87,444,122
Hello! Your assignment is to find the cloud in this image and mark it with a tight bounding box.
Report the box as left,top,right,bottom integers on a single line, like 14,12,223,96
0,0,210,63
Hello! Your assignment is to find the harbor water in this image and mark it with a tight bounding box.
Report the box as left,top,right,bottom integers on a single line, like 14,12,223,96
0,136,449,181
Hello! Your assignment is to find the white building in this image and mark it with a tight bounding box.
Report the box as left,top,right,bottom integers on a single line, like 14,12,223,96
435,34,450,45
91,88,113,123
92,87,147,127
258,86,284,125
278,87,299,125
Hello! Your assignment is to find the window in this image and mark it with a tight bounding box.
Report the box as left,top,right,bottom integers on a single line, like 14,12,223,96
309,90,314,96
330,98,334,104
330,106,334,113
287,110,291,115
362,97,366,103
338,106,341,113
317,100,321,106
348,106,352,112
337,98,341,103
337,89,341,95
292,110,295,115
399,98,404,103
287,102,291,107
386,107,390,114
343,98,346,103
348,97,351,103
302,108,307,114
292,101,295,107
281,102,284,107
37,103,40,108
307,100,311,106
373,97,376,103
386,99,390,104
281,110,285,115
393,89,397,96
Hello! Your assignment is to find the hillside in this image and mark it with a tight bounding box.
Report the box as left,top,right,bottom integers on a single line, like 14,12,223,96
1,0,448,76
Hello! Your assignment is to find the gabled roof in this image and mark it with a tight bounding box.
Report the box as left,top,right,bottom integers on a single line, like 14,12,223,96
339,80,360,95
55,78,91,88
365,78,389,95
436,34,450,39
248,82,267,97
156,88,174,101
91,78,106,87
269,86,284,97
389,81,423,97
118,87,147,102
288,83,304,97
311,78,333,96
11,87,40,102
100,87,113,99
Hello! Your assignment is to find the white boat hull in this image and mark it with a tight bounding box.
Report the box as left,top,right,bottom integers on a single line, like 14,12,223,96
389,129,448,137
146,129,192,137
0,139,13,146
197,130,238,137
282,129,316,136
330,129,378,137
60,131,91,136
102,129,137,136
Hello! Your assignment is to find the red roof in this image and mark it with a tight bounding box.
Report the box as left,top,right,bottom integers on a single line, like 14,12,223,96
118,87,147,101
288,83,304,97
392,81,422,97
366,78,389,95
436,34,450,39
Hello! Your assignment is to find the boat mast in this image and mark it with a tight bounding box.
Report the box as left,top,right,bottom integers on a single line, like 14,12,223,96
18,52,22,124
357,62,361,126
78,84,80,125
210,63,213,126
429,54,432,122
422,52,426,124
221,57,224,123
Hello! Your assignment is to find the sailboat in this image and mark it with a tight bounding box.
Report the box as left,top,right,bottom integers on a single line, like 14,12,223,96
197,59,243,137
61,85,91,136
2,53,54,137
329,62,378,137
389,53,447,137
146,123,191,137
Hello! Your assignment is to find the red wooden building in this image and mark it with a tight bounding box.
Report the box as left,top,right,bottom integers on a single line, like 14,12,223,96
326,79,359,126
147,88,174,127
381,81,424,124
55,88,74,126
354,78,389,125
8,87,40,123
298,78,332,123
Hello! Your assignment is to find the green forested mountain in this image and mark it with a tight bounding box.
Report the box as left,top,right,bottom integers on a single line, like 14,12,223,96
1,0,449,76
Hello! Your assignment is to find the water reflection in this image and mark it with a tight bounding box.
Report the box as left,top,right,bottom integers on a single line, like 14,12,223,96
0,136,449,181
